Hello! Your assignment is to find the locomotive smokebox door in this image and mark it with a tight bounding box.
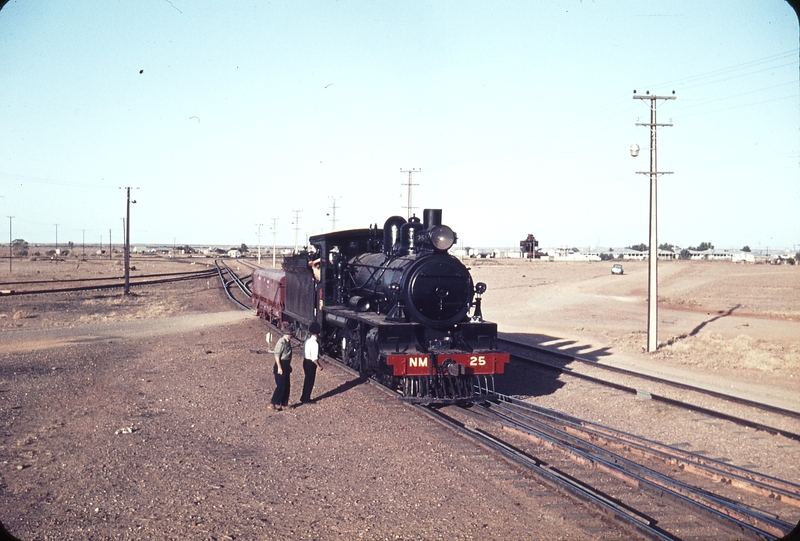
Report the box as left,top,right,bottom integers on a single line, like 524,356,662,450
404,256,473,329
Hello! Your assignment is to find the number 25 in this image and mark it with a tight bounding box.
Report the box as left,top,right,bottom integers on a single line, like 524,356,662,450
469,355,486,366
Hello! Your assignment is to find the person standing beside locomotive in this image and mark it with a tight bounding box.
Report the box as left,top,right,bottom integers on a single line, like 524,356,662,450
270,326,294,411
300,322,323,403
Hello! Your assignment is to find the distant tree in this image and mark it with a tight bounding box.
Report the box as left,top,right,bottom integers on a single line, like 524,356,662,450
658,243,675,252
600,253,615,261
239,243,249,253
693,241,714,251
679,249,692,260
12,239,29,257
742,246,751,252
627,243,647,252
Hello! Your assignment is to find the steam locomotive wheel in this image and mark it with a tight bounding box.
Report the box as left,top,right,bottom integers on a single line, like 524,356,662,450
342,329,361,371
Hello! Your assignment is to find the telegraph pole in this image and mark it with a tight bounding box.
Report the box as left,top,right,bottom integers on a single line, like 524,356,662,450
328,196,339,231
271,218,278,269
121,187,138,295
292,210,302,253
633,91,675,353
7,216,13,273
399,168,421,218
256,223,263,264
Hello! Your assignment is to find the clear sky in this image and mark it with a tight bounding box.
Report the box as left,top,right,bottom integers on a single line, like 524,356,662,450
1,1,798,252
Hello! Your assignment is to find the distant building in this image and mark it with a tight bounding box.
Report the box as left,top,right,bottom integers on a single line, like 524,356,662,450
519,234,540,259
542,247,601,261
614,249,646,261
658,249,678,261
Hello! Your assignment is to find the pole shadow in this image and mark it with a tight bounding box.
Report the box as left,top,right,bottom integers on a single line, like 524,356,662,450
495,331,613,398
663,304,742,347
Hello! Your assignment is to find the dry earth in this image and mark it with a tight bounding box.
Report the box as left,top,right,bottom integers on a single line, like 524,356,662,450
1,255,799,540
469,258,800,411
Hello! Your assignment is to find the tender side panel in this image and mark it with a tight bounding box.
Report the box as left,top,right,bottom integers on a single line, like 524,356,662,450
250,268,285,322
283,255,316,326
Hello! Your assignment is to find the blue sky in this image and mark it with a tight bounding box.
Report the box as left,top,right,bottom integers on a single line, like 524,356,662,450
0,1,798,252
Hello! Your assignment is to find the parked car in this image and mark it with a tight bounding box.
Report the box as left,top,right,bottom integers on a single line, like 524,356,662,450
611,264,624,275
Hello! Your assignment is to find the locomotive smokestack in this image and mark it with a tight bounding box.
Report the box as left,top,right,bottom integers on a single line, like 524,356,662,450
423,209,442,230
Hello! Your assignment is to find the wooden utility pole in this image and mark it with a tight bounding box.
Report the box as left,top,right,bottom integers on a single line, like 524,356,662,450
7,216,13,273
121,187,138,295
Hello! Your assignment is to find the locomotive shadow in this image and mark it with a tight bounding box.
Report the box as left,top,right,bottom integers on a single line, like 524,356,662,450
311,376,368,403
494,332,613,398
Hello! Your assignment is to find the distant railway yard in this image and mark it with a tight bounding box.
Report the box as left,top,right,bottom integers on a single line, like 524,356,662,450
1,254,798,540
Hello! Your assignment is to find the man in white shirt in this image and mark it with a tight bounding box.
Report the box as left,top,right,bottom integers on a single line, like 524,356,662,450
300,322,323,403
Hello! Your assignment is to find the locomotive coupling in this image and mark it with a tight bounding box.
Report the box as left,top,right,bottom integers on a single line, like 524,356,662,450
441,359,466,376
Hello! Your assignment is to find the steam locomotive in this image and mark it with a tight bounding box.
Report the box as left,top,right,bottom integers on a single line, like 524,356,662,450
250,209,509,404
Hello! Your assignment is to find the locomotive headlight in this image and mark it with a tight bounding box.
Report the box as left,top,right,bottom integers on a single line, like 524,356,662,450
429,225,456,251
475,282,487,295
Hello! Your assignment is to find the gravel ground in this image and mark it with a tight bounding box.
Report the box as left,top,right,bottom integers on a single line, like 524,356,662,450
1,276,631,540
1,256,799,540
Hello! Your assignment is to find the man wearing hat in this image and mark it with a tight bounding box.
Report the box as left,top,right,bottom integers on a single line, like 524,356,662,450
300,322,323,404
270,325,294,411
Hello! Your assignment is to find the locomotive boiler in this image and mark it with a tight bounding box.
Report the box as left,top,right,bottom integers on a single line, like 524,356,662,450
251,208,509,404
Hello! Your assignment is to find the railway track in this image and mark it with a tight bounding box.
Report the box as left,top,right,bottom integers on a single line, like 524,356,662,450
317,347,800,540
0,268,217,295
214,260,254,311
499,338,800,443
426,394,799,541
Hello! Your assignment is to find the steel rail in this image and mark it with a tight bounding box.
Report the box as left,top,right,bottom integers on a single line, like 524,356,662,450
499,338,800,442
0,269,216,287
493,396,800,508
483,398,793,539
214,260,253,311
0,270,217,296
417,405,680,541
219,261,253,298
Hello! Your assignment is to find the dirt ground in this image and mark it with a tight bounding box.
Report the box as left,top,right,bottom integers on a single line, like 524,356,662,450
469,258,800,411
1,255,799,540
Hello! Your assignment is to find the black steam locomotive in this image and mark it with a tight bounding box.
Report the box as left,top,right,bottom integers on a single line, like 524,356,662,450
251,209,509,404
